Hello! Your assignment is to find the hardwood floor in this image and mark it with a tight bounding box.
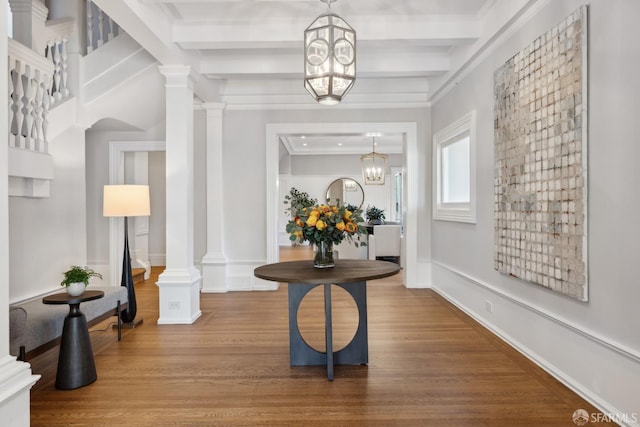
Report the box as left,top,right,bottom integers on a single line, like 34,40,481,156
28,247,611,426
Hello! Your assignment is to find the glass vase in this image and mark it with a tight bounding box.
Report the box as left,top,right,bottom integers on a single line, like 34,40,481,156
314,241,335,268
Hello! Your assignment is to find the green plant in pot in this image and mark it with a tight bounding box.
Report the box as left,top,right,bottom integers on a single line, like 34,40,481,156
284,187,318,216
366,206,386,225
61,266,102,296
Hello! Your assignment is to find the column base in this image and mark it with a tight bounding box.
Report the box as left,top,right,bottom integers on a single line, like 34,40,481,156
156,268,202,324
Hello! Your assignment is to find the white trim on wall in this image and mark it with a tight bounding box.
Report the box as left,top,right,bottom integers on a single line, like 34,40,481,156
432,110,477,223
431,261,640,423
266,122,420,288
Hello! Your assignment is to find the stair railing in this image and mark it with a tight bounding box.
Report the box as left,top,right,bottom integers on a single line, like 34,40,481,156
8,39,54,153
43,17,75,103
86,0,120,53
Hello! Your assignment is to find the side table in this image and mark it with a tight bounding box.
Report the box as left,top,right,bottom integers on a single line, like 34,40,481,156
42,290,104,389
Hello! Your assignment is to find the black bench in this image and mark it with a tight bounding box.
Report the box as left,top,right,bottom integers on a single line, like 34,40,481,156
9,286,128,361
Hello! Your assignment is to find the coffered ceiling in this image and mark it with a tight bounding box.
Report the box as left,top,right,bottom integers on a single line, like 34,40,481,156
93,0,540,153
95,0,538,105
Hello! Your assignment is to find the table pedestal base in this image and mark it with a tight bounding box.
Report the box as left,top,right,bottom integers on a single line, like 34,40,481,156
288,281,368,381
56,304,97,390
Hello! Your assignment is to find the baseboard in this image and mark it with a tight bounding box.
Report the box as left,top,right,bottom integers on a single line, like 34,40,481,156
431,261,640,427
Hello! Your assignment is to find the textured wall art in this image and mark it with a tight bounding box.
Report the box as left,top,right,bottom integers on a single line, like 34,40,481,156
494,6,588,301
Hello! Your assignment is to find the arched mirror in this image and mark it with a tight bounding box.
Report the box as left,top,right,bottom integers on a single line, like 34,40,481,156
326,178,364,209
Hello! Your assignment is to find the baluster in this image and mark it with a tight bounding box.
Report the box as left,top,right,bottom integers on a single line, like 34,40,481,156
112,20,120,38
46,41,55,97
98,8,105,48
42,81,50,153
28,77,38,151
9,67,22,148
106,15,114,41
51,40,62,102
20,70,35,150
60,39,69,98
87,0,95,53
8,69,13,146
33,72,45,152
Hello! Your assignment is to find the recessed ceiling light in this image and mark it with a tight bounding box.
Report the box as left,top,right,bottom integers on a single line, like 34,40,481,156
303,143,308,146
338,143,343,146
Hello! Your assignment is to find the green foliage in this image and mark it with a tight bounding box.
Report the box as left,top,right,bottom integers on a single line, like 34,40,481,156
283,187,318,215
60,266,103,287
365,206,386,222
344,203,360,212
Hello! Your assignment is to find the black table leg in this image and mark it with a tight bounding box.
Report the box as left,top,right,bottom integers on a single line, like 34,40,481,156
324,283,334,381
56,303,97,390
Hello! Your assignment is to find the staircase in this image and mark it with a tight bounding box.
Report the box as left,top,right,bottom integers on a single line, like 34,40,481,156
132,268,146,284
8,1,161,198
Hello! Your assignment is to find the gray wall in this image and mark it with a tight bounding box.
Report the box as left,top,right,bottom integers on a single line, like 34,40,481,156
430,0,640,415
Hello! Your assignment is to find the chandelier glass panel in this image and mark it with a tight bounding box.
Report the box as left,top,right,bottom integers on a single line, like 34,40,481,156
361,137,387,185
304,0,356,105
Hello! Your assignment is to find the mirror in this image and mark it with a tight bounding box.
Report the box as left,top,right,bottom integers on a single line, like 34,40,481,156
326,178,364,209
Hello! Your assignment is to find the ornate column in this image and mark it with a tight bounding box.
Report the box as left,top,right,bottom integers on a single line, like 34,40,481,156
156,65,202,324
200,103,228,292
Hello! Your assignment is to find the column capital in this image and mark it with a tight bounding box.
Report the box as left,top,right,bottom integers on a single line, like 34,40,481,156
201,102,226,112
158,65,194,88
9,0,48,19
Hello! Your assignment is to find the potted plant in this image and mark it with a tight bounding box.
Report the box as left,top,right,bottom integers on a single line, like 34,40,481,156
61,266,103,296
284,187,318,216
366,206,386,225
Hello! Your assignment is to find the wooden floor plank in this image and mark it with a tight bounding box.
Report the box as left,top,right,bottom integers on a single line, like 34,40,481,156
28,247,612,426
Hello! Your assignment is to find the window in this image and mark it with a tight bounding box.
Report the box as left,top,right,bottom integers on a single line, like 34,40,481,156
433,111,476,223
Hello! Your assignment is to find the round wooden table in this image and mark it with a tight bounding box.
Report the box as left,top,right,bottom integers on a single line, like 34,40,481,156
42,290,104,389
254,259,400,380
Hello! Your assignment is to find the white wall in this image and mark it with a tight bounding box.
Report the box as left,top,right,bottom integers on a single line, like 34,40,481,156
9,127,88,302
223,107,430,265
148,151,166,265
430,0,640,421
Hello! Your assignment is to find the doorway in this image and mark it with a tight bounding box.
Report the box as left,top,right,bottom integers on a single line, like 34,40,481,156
265,122,419,287
107,140,166,285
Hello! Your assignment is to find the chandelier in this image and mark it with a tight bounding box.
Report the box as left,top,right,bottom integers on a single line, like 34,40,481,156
361,137,387,185
304,0,356,105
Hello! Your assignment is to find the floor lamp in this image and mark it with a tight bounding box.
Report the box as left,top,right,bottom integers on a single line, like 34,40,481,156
103,185,151,326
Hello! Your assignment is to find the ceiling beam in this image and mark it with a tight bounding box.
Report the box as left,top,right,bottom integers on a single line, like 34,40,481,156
198,50,449,78
172,17,481,45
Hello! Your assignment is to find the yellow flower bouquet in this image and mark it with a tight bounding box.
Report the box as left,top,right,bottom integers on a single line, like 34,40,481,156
286,203,367,268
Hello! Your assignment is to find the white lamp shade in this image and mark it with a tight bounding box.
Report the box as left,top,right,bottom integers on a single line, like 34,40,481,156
103,185,151,217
